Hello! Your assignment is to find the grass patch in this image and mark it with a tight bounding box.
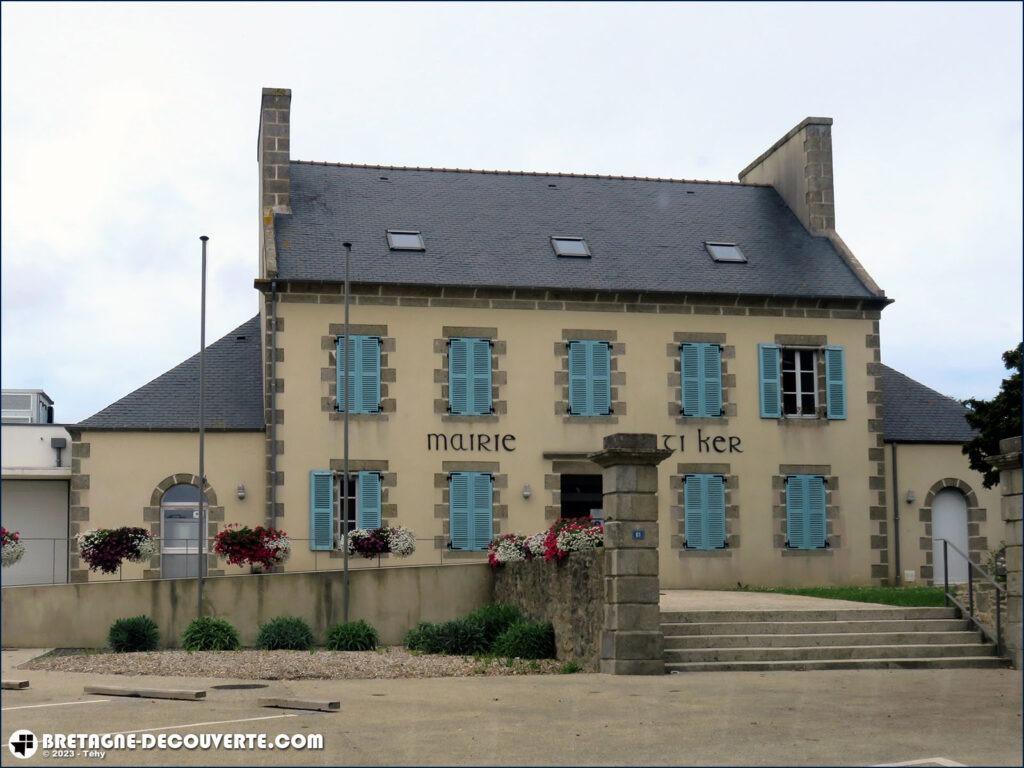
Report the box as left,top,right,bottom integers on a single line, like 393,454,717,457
735,584,946,607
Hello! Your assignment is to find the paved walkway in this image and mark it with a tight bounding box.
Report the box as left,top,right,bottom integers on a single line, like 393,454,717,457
1,660,1020,765
660,589,891,612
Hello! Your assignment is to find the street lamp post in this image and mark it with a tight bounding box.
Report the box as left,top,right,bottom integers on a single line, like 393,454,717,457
342,241,352,623
197,235,208,619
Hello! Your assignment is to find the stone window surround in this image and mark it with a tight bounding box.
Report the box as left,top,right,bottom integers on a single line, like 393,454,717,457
670,462,740,558
326,459,398,558
320,323,396,420
772,334,832,424
544,458,602,521
916,477,988,585
772,464,841,553
433,460,508,556
143,473,225,579
666,332,738,423
433,326,508,422
554,329,626,423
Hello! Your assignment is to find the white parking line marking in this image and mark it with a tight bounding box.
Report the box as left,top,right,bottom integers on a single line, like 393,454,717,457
2,699,111,711
874,759,967,767
104,713,298,736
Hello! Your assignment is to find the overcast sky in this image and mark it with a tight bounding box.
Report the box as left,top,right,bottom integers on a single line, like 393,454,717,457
2,2,1021,423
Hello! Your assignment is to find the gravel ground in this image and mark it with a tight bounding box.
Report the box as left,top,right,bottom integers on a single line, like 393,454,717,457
23,647,563,680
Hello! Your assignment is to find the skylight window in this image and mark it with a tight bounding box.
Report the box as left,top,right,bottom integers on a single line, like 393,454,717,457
551,236,591,258
705,242,747,263
387,230,425,251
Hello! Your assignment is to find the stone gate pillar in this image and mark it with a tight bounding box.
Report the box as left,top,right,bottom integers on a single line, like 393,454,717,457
990,436,1022,669
589,433,672,675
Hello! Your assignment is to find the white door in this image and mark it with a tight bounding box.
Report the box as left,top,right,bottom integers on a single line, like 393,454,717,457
932,488,969,584
1,479,69,585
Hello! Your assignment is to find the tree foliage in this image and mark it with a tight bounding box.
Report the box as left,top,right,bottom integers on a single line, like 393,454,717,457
962,343,1022,488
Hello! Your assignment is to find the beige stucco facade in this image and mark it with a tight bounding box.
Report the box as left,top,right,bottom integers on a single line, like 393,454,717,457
884,441,1001,586
252,286,887,589
68,431,265,582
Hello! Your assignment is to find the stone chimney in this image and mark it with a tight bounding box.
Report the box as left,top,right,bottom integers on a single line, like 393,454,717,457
738,117,834,233
258,87,291,277
739,117,885,298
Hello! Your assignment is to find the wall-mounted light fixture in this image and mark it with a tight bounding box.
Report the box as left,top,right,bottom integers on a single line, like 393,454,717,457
905,489,916,504
237,484,247,501
522,484,532,499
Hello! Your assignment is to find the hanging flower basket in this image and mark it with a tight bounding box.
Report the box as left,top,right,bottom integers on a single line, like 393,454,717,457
213,525,291,570
487,533,528,567
1,527,26,568
341,526,417,559
78,527,158,574
543,517,604,562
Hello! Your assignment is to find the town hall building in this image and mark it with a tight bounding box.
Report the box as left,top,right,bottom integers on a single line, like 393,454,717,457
64,88,1001,590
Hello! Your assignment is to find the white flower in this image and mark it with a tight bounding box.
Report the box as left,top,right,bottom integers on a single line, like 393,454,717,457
2,539,26,568
266,534,291,564
493,537,526,564
386,526,416,557
133,535,159,562
524,533,546,558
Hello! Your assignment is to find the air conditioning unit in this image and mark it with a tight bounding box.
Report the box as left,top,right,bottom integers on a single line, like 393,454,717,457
2,390,54,424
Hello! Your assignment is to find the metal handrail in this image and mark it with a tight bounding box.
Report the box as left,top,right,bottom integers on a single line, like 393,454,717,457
938,538,1006,657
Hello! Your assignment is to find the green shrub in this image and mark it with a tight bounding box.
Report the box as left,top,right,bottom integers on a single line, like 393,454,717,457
435,617,488,655
108,615,159,653
405,618,487,655
325,620,379,651
559,660,582,674
405,622,444,654
492,620,555,659
255,616,314,651
465,603,523,649
181,616,240,652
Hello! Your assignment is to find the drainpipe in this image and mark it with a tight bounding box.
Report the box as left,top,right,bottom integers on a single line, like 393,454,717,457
270,280,278,525
891,442,902,586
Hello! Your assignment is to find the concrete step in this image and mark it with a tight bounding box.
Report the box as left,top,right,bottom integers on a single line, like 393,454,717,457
661,618,971,636
658,607,958,624
664,630,984,649
666,656,1009,673
665,642,997,663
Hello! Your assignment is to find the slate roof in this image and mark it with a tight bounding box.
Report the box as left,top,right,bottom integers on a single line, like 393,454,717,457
880,364,975,444
77,316,263,431
274,162,881,301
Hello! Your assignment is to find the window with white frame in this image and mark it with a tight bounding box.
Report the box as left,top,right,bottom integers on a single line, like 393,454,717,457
781,349,817,417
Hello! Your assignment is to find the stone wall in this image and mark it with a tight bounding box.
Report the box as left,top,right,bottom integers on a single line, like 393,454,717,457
493,550,604,670
950,582,1007,645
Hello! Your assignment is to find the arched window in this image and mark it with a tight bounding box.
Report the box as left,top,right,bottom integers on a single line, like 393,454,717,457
160,483,207,579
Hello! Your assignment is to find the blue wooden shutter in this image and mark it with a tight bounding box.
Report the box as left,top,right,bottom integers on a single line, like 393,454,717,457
449,338,470,414
758,343,782,418
786,475,807,549
703,344,723,417
359,336,381,413
824,345,847,420
336,336,350,413
683,475,706,549
685,475,726,550
469,338,493,415
449,473,471,550
568,341,589,415
309,470,334,551
356,471,382,529
807,476,827,548
705,474,726,548
590,341,611,415
470,472,494,551
680,344,701,416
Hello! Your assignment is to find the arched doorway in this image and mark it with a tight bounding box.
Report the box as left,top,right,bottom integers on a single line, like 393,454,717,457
932,488,969,584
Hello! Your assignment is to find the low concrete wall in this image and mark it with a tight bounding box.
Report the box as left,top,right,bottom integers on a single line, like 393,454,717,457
2,564,492,648
493,550,603,670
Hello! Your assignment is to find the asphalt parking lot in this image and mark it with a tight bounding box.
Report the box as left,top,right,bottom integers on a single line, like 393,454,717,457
2,650,1021,766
